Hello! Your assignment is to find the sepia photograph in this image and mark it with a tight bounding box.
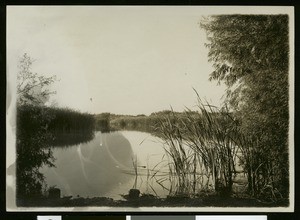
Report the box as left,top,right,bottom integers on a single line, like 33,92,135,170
6,6,294,211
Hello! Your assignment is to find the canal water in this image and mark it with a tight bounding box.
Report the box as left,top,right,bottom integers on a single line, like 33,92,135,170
40,131,170,199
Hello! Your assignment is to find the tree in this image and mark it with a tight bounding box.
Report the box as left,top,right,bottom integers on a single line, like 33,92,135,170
16,105,55,201
17,53,57,106
201,15,289,201
16,54,57,202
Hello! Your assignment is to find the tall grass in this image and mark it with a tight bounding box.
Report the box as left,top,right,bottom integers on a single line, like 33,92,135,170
155,95,286,202
48,107,95,134
155,94,240,197
156,110,197,196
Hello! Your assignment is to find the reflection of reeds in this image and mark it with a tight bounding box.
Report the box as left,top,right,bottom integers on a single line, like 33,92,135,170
131,155,138,189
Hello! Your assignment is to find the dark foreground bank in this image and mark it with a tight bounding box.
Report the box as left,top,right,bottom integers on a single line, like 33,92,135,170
17,193,288,208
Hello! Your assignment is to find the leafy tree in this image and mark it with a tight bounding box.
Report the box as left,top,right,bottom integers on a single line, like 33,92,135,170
201,15,289,201
16,105,55,201
16,54,57,203
17,53,57,106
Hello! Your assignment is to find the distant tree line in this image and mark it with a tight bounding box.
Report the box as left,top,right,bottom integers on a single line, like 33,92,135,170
94,110,198,134
95,113,111,132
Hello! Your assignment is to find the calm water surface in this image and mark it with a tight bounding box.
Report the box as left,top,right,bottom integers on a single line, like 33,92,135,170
40,131,170,199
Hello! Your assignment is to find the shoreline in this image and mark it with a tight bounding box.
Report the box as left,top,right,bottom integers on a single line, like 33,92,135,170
17,193,289,208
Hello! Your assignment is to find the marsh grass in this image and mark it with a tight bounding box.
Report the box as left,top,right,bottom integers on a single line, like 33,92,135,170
155,92,242,198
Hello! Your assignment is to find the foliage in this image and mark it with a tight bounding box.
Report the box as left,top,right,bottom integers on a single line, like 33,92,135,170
156,111,197,196
108,111,190,134
16,105,55,201
46,107,95,146
17,53,57,106
49,107,95,134
16,53,58,202
110,114,155,132
95,113,111,132
16,54,95,203
200,15,289,201
155,99,239,197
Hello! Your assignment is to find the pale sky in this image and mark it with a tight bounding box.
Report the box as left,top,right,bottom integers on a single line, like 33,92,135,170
7,6,292,115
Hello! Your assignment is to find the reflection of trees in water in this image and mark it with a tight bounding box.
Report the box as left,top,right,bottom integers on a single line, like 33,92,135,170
16,105,96,204
50,132,94,147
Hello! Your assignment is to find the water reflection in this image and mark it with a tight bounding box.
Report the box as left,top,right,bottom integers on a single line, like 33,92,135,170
40,131,169,199
50,132,95,147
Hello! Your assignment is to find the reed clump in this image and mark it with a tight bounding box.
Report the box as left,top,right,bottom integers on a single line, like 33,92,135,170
155,92,288,204
155,95,241,198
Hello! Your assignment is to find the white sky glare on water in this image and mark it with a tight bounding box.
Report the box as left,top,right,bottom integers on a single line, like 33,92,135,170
8,6,285,115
